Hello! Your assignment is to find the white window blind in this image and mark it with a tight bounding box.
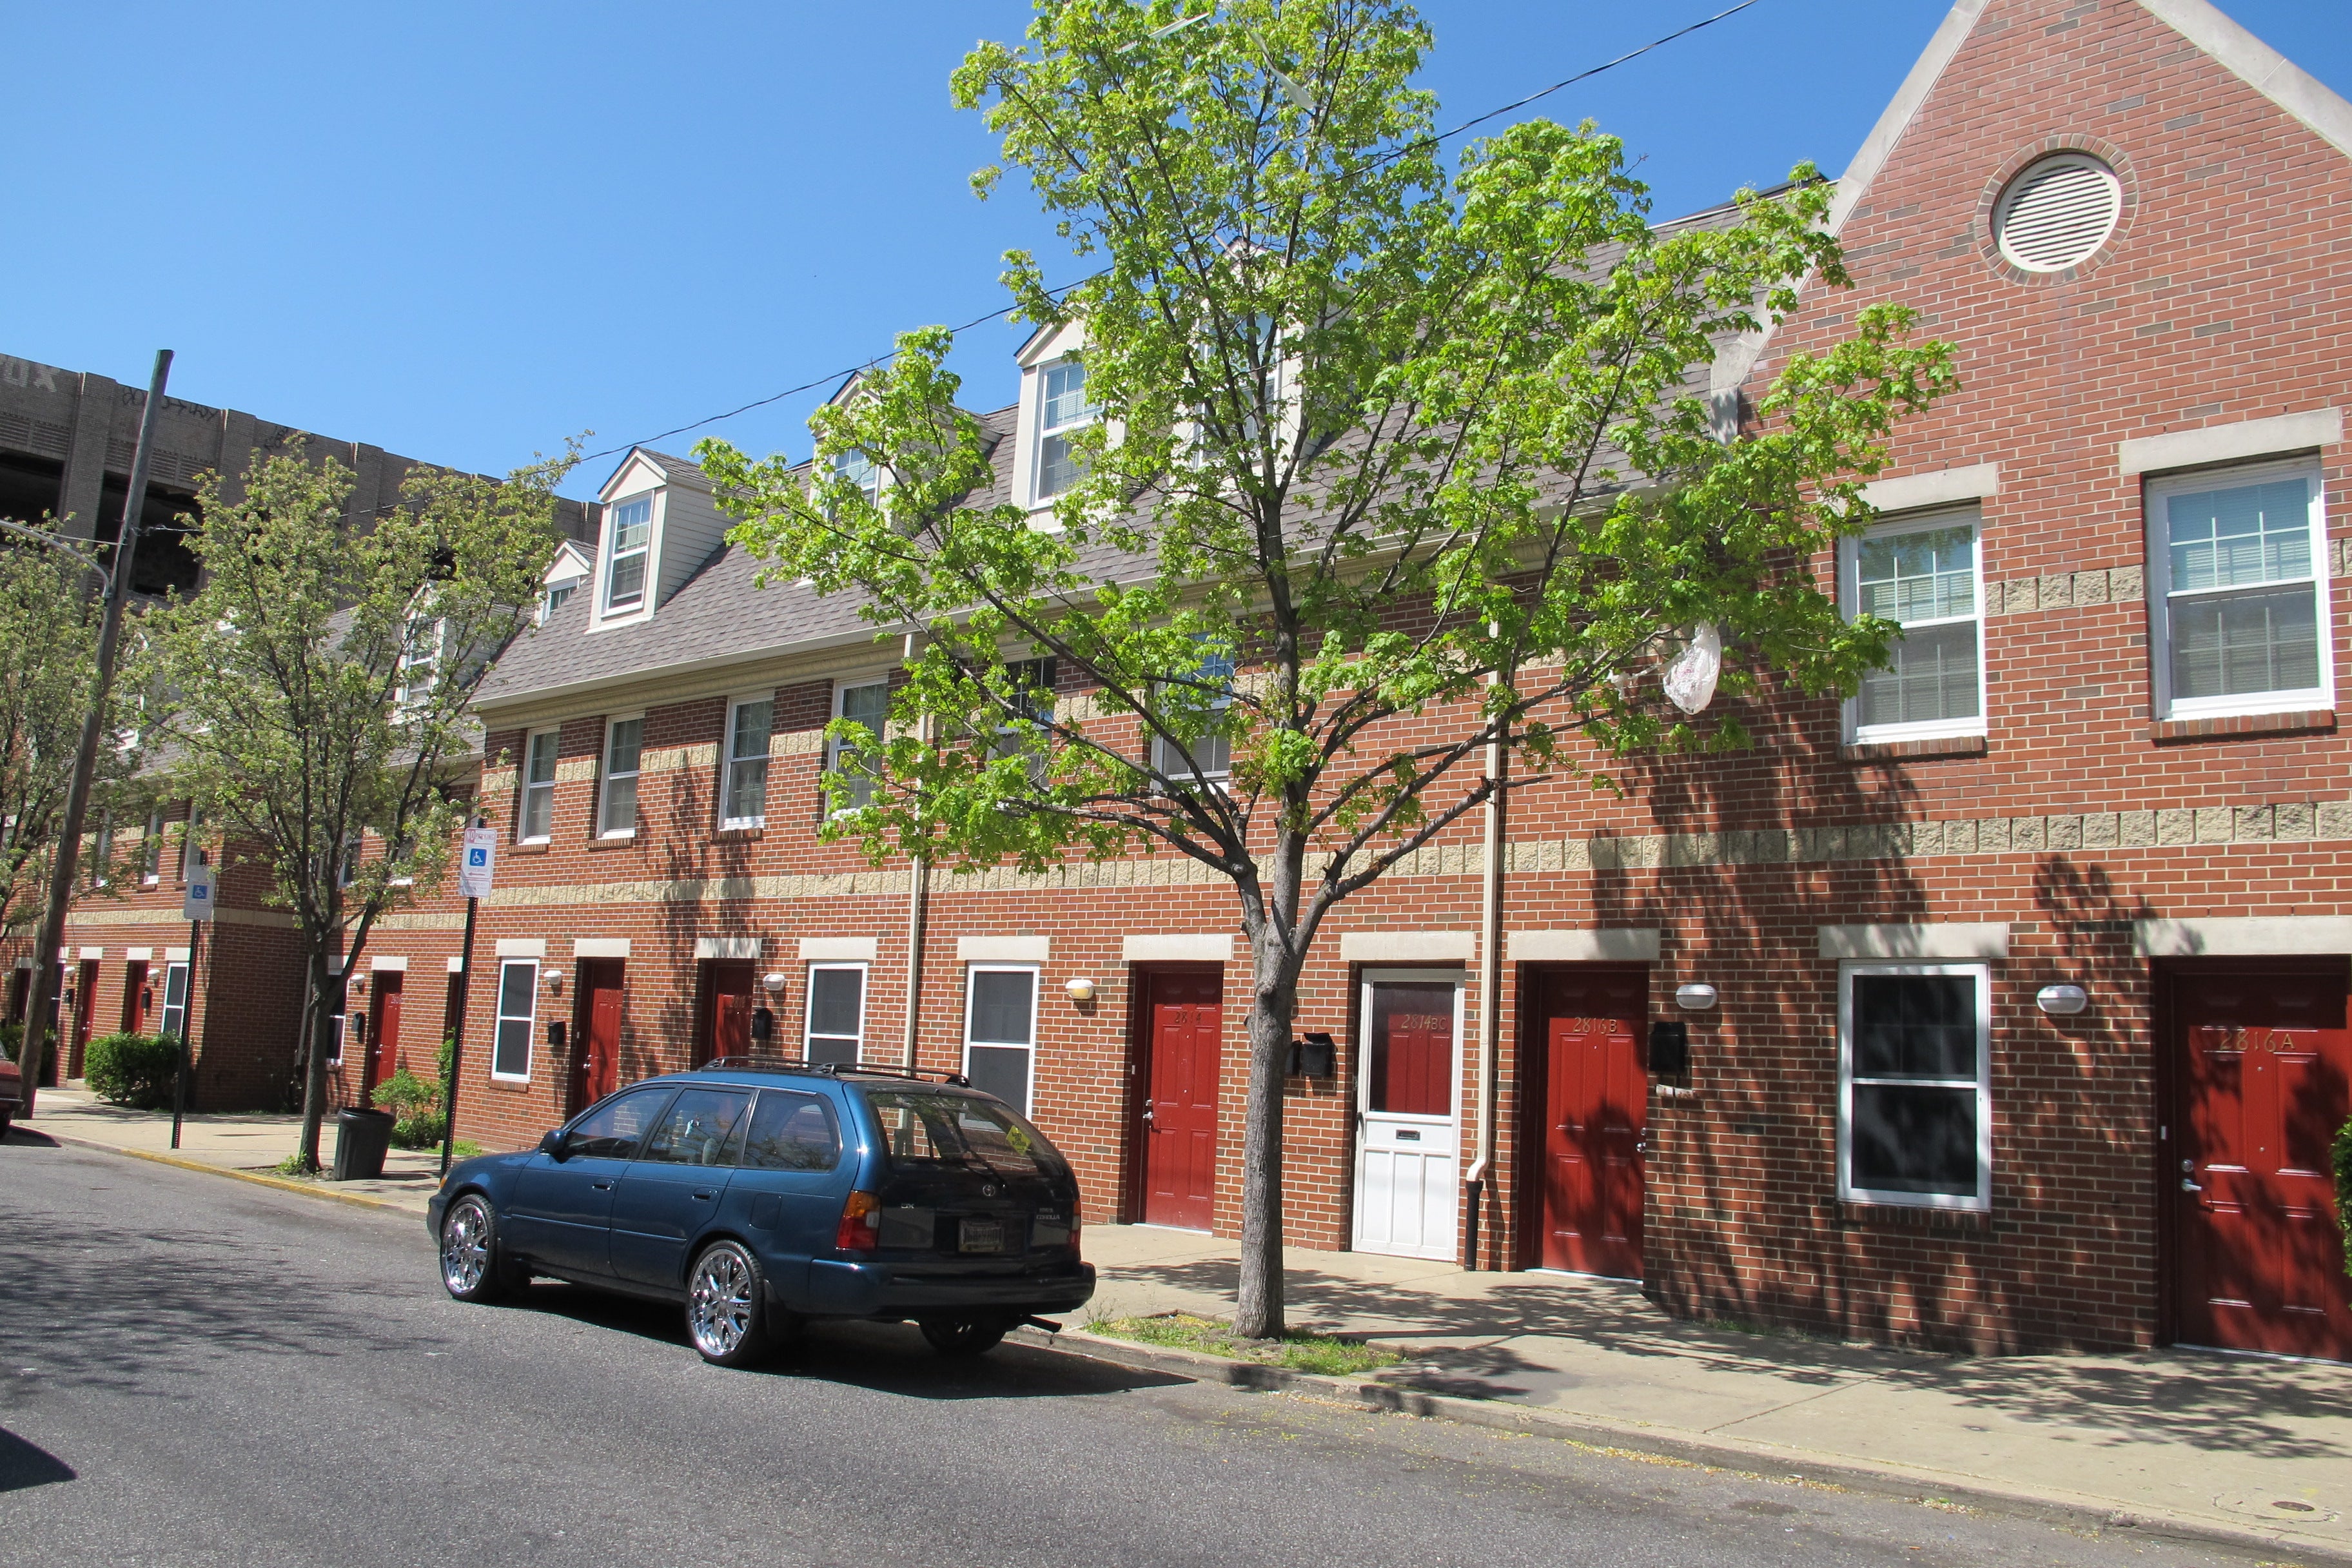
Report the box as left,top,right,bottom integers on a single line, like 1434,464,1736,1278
518,731,558,841
830,680,889,812
1035,360,1095,502
605,496,652,611
723,698,773,828
600,718,642,838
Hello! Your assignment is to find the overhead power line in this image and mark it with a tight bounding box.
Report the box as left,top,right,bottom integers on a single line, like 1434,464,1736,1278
577,0,1766,469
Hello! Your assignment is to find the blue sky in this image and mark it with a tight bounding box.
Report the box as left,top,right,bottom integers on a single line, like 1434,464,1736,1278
5,1,2344,498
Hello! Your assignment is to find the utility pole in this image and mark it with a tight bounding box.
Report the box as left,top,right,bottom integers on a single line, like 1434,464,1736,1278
440,818,493,1177
15,349,172,1121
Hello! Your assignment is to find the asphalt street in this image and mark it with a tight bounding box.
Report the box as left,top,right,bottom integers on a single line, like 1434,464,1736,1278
0,1132,2279,1568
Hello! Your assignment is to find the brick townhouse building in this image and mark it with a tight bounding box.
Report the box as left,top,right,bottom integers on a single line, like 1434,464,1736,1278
3,370,596,1109
26,0,2348,1364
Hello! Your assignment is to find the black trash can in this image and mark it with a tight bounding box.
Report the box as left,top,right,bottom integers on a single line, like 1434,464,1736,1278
331,1107,396,1181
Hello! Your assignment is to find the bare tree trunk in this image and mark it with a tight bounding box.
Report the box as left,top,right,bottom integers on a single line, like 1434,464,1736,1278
295,948,331,1170
1233,924,1299,1340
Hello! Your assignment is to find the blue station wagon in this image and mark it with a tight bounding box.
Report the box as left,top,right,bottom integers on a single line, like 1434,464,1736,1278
428,1061,1094,1366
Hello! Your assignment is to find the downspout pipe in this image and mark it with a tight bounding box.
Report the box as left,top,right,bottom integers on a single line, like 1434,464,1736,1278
900,633,930,1071
1465,702,1507,1269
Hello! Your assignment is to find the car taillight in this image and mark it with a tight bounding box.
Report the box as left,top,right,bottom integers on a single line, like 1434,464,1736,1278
835,1190,881,1253
1070,1194,1082,1245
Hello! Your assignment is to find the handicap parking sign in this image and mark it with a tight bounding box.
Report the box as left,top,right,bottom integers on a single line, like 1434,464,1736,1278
458,827,497,897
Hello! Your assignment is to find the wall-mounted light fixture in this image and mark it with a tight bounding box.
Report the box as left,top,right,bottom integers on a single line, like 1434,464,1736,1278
1065,976,1097,1003
2036,984,2088,1016
1674,983,1718,1012
545,970,564,996
761,972,789,994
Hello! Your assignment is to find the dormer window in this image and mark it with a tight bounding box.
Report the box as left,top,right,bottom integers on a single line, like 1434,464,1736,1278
604,496,653,612
538,580,576,625
397,615,445,711
1035,360,1095,502
832,449,880,509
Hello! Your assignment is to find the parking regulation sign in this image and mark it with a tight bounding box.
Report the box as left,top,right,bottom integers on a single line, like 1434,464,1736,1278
181,863,215,923
458,827,497,899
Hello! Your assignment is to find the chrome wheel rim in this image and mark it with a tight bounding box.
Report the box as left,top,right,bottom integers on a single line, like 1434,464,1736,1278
442,1199,489,1295
689,1248,752,1357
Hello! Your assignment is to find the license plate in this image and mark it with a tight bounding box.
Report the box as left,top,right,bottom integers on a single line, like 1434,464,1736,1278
959,1218,1003,1253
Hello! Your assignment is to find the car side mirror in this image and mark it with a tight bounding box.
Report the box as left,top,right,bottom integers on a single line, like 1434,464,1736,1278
538,1128,566,1161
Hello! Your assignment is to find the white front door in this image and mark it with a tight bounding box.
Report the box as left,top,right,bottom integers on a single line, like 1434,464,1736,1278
1352,971,1462,1260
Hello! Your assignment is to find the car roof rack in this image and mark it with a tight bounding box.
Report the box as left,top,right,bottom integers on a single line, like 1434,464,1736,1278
698,1055,972,1089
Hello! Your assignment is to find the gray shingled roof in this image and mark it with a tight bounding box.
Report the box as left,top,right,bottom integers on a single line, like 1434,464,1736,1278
478,193,1769,713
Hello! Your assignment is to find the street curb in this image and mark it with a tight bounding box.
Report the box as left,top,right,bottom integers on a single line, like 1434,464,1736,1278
37,1130,425,1217
1011,1326,2351,1565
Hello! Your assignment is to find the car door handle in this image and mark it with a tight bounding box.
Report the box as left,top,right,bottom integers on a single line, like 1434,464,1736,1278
692,1190,716,1200
591,1180,612,1191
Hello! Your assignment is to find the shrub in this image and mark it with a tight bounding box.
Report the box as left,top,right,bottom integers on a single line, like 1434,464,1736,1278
373,1067,440,1119
85,1032,183,1110
391,1112,445,1150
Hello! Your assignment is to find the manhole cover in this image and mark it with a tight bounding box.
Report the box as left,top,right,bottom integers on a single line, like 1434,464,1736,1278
2213,1494,2339,1524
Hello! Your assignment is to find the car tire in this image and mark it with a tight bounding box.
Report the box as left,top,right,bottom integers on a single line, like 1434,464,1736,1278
686,1240,773,1368
919,1313,1013,1357
0,1112,12,1141
438,1193,516,1304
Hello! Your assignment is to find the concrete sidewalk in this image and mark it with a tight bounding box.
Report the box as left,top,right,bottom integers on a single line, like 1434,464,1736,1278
1078,1225,2352,1559
18,1086,442,1212
19,1092,2349,1556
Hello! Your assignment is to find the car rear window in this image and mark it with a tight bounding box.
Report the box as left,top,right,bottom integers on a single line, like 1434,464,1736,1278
864,1089,1066,1179
741,1090,841,1171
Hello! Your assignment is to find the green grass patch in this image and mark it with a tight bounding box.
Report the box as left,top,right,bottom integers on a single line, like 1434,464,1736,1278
1089,1312,1402,1377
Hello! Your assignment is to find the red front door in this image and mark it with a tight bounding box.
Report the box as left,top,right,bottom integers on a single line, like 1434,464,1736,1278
2171,964,2352,1360
368,972,404,1093
574,961,625,1112
700,961,754,1068
1533,966,1647,1279
1141,969,1222,1231
69,961,100,1077
119,961,149,1035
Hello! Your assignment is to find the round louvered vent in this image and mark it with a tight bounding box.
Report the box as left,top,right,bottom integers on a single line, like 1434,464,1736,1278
1993,153,2121,273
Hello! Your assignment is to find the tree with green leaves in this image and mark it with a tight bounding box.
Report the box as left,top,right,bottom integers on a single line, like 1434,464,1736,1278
0,545,138,946
700,0,1954,1337
146,440,573,1170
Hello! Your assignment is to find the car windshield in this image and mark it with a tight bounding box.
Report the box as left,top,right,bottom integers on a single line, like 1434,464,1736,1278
863,1088,1066,1179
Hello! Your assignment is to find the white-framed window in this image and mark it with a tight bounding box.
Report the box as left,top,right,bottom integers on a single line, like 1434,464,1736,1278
179,806,204,883
1152,643,1235,786
832,449,880,511
1841,509,1984,743
159,959,191,1041
397,614,446,711
538,578,578,625
805,962,867,1066
721,696,774,829
518,730,558,842
603,495,654,612
1033,358,1095,503
992,658,1057,780
141,807,164,885
492,959,537,1081
828,678,890,813
599,716,643,838
1838,961,1992,1211
963,964,1038,1114
88,812,112,887
2148,457,2331,720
